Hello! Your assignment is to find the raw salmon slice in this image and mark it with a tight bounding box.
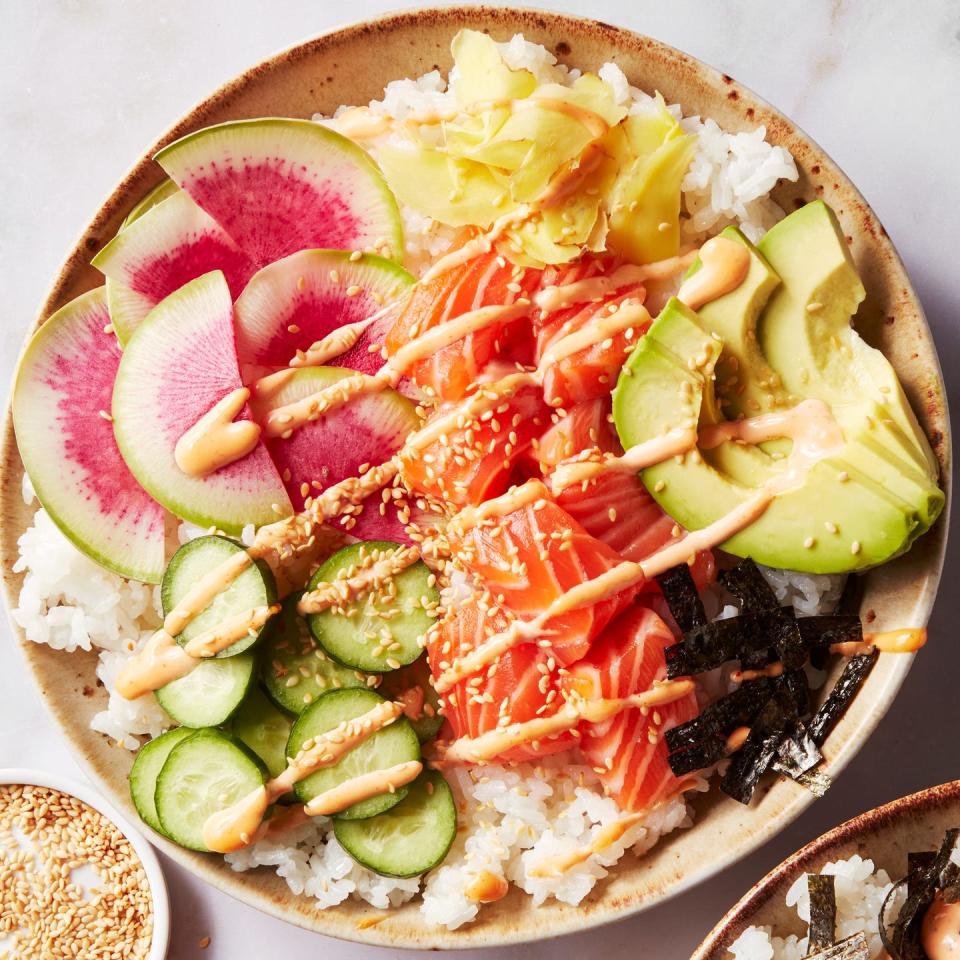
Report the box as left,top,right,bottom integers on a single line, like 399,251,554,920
384,245,540,402
427,596,576,763
563,605,699,812
538,400,716,589
450,495,639,665
534,258,648,408
399,379,550,509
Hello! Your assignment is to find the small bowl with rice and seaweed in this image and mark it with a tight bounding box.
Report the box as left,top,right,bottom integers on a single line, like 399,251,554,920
692,780,960,960
0,6,949,949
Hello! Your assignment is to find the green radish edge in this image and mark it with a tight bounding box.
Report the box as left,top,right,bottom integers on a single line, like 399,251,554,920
306,541,439,673
260,592,371,715
229,687,292,778
161,535,276,658
155,653,256,728
334,770,457,877
287,688,420,820
155,728,267,852
122,179,180,227
129,726,194,834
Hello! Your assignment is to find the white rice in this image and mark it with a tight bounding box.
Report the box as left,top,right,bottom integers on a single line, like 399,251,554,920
13,33,808,926
728,855,905,960
227,753,704,928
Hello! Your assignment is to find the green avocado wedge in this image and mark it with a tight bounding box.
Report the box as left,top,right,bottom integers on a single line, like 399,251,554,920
613,201,943,574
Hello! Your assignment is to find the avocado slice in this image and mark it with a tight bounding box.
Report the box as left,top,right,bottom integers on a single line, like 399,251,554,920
613,298,932,572
685,226,787,420
758,200,938,479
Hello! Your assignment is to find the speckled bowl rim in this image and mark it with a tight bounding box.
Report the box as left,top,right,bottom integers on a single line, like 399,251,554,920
0,4,950,950
690,779,960,959
0,767,170,960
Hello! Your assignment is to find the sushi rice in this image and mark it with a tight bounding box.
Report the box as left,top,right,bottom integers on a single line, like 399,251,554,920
12,34,832,928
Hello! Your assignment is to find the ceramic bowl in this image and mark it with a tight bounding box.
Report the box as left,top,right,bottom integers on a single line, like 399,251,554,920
0,768,170,960
0,5,950,949
691,780,960,959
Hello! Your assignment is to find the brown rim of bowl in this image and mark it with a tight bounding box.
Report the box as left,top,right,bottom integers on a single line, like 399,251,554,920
691,779,960,960
0,4,950,950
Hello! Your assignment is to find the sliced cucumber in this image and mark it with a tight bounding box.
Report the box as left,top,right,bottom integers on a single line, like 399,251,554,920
155,728,267,852
379,655,443,743
260,593,370,715
229,686,291,778
334,770,456,877
287,688,420,820
129,726,194,833
306,541,439,673
156,653,255,728
162,535,276,658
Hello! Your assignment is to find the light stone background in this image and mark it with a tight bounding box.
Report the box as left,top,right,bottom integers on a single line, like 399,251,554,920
1,1,958,957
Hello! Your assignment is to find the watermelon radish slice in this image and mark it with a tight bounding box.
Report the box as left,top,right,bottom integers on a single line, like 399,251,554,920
233,249,414,370
112,271,291,533
12,288,166,582
155,119,404,270
93,190,255,345
252,366,419,539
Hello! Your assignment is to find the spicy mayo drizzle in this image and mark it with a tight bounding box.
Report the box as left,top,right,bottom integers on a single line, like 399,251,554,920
676,236,751,311
174,387,261,478
439,680,694,764
202,699,404,853
528,811,648,877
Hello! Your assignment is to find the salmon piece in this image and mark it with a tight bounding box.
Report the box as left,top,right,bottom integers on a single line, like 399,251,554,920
427,596,576,763
534,258,648,408
563,605,699,812
399,381,550,509
450,496,639,666
384,247,540,402
537,400,716,589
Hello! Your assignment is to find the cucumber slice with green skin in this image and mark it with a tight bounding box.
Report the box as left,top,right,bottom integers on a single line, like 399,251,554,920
155,728,267,852
156,653,255,728
306,541,439,673
287,688,420,820
162,535,276,658
129,727,194,834
334,770,456,877
379,656,443,743
261,593,371,715
229,687,292,778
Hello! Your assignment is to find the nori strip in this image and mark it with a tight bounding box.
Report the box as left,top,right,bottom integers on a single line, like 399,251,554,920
805,934,869,960
808,650,879,746
773,721,822,781
720,559,780,611
720,691,795,804
666,678,776,751
656,564,706,632
906,852,935,897
797,616,863,653
666,614,780,678
807,874,837,954
781,668,812,719
667,735,727,776
880,828,960,960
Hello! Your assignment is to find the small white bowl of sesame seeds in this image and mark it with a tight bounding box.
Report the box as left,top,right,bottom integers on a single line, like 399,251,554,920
0,768,169,960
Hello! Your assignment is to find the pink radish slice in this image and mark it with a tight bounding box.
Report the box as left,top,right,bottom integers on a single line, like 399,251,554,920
93,190,255,345
112,271,291,533
251,366,420,539
155,119,404,270
12,288,166,582
233,249,414,370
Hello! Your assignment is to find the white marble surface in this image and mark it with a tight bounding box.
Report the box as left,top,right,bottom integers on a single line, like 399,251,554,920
1,1,958,957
